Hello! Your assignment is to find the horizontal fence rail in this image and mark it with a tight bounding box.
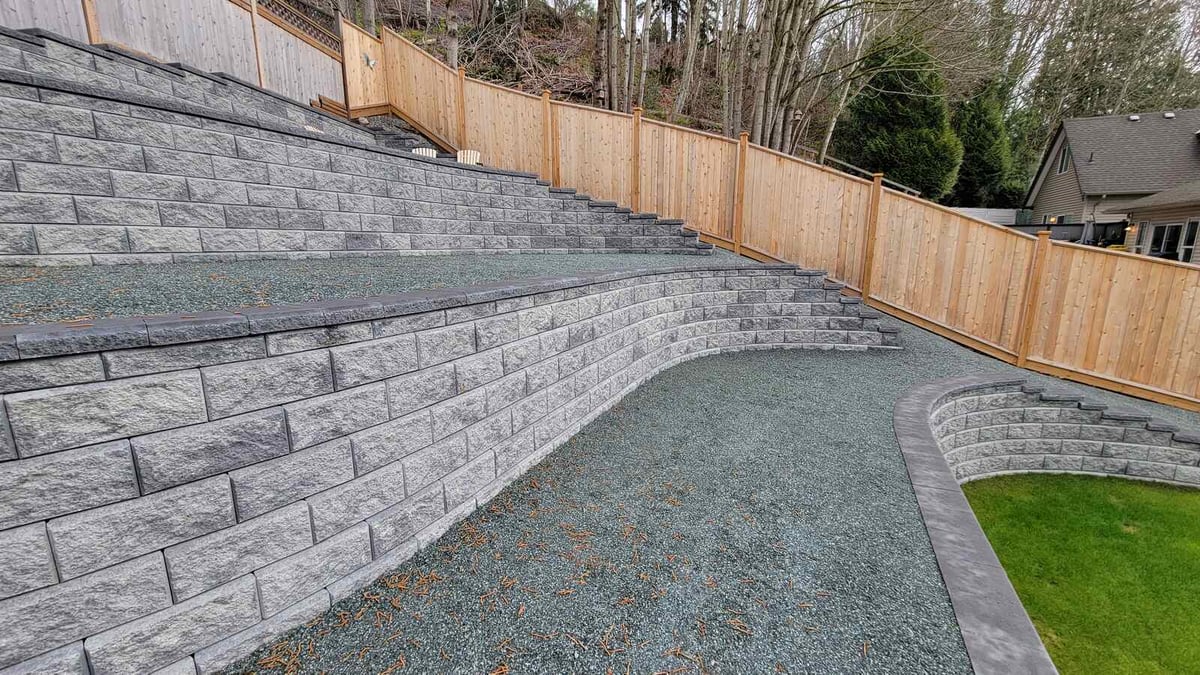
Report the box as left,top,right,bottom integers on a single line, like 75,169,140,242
349,30,1200,411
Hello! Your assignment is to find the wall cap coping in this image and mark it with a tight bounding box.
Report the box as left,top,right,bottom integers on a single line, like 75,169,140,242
894,374,1058,675
0,262,804,361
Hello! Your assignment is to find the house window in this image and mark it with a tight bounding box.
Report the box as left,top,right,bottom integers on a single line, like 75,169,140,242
1056,146,1071,174
1150,223,1184,260
1183,220,1198,263
1134,221,1149,253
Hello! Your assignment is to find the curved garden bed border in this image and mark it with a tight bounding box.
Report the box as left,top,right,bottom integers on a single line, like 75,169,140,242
896,374,1200,675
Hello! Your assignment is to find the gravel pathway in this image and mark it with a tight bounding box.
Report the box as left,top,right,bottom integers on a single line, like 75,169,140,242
228,320,1197,674
0,252,739,324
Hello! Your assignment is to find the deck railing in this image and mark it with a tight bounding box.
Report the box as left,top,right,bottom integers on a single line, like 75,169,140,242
345,24,1200,412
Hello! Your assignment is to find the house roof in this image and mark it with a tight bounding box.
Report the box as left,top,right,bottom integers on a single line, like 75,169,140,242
1105,178,1200,213
1062,108,1200,195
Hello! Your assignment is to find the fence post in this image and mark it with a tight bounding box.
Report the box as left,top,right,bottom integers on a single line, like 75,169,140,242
541,90,554,182
732,131,749,255
1016,230,1053,367
630,107,642,212
80,0,101,44
455,66,468,150
860,172,884,299
247,0,266,88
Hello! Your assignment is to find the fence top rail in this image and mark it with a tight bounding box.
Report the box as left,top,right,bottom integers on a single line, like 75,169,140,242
640,116,739,145
883,186,1039,240
748,143,875,187
1051,238,1200,272
382,27,456,74
468,76,542,102
341,17,382,45
551,98,634,120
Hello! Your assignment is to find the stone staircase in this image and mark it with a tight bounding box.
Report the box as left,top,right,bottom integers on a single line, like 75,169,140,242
0,26,714,265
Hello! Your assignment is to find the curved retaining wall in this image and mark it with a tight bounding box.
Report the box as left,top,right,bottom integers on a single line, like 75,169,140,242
895,375,1200,675
0,263,898,674
0,64,708,267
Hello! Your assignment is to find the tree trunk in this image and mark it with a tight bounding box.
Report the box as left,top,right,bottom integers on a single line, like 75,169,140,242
671,0,704,120
362,0,376,33
638,0,653,107
447,19,459,69
425,0,432,27
624,0,636,112
729,0,748,134
608,0,622,110
595,0,609,107
748,0,778,144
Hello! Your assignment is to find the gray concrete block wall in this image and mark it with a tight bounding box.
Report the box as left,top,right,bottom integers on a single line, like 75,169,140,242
930,383,1200,486
0,36,710,266
0,265,895,673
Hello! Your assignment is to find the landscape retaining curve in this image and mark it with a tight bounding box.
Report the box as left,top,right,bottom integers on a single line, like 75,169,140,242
896,374,1200,675
0,56,708,267
0,263,898,674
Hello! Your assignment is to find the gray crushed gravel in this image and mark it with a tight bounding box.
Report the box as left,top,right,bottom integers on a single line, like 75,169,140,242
230,319,1198,675
0,252,740,324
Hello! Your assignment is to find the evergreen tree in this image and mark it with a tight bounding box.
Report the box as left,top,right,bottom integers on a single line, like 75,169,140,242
834,41,963,201
947,83,1014,207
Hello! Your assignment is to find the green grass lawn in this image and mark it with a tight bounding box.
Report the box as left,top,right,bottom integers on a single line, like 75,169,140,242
962,474,1200,675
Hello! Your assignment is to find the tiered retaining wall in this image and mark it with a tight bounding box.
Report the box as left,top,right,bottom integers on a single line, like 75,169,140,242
0,263,898,674
933,381,1200,485
895,375,1200,675
0,65,708,266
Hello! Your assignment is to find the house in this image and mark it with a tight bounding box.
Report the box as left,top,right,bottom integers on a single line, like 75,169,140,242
1105,182,1199,262
1023,108,1200,250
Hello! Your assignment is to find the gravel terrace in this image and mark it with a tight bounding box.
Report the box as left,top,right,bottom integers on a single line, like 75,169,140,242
227,319,1200,675
0,251,740,324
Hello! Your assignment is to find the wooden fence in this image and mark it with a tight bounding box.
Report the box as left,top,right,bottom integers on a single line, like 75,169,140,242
0,0,344,105
348,29,1200,412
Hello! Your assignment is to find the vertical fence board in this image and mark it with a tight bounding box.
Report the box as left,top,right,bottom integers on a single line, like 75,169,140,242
257,18,342,104
0,0,89,42
342,20,385,109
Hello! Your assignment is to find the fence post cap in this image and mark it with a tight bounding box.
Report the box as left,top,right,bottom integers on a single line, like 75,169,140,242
541,89,551,97
1036,230,1052,238
872,172,884,178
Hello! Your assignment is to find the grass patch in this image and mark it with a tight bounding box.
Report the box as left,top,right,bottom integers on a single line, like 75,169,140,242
963,474,1200,674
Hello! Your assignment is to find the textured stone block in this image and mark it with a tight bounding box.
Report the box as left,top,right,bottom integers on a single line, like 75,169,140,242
257,229,306,251
0,353,103,394
48,476,235,580
0,223,36,254
56,137,144,171
5,371,206,456
284,383,388,450
187,178,247,205
144,148,214,179
455,349,505,391
465,412,512,458
35,224,127,254
308,458,408,540
159,201,225,228
202,351,333,419
84,575,259,675
266,323,371,355
102,336,264,378
404,434,468,494
94,113,174,148
380,367,457,423
75,196,161,226
0,193,76,223
112,171,188,200
0,554,170,669
429,389,488,441
164,502,312,601
253,523,370,617
0,642,88,675
131,409,289,493
0,129,58,162
0,97,95,136
0,439,138,530
0,523,56,600
367,484,444,555
193,589,329,675
15,162,111,195
348,409,432,474
173,126,237,157
229,438,354,519
330,334,417,388
417,323,476,368
444,452,496,507
200,228,257,252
